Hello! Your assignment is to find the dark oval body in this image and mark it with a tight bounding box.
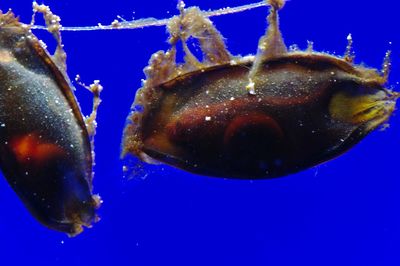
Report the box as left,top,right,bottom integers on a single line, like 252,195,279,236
130,54,393,178
122,1,396,179
0,12,99,235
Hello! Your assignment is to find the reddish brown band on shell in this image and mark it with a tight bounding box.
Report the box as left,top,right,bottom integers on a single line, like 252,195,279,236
121,1,397,179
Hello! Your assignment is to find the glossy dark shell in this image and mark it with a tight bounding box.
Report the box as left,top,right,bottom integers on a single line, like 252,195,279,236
122,1,396,179
131,54,391,178
0,12,98,235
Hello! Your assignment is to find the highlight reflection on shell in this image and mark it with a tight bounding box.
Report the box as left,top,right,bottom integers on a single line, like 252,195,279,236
122,0,398,179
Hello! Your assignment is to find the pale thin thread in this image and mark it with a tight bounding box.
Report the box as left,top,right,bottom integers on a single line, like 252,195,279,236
31,1,269,31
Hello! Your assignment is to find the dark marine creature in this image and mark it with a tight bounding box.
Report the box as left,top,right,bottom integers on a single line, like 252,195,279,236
0,4,101,236
122,0,399,178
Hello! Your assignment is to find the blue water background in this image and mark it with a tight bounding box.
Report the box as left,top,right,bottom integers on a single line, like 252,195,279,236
1,0,400,265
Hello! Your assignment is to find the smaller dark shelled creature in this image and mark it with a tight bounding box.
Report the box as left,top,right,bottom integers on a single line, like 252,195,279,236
122,0,398,178
0,4,101,236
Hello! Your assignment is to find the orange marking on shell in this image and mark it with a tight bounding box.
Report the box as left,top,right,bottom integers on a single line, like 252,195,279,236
223,112,284,146
10,133,65,164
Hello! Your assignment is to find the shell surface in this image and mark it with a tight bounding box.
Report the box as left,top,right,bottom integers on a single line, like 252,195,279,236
122,0,398,178
0,7,101,235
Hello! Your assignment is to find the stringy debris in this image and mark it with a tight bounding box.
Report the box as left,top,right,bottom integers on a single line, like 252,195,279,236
75,75,103,139
31,1,270,32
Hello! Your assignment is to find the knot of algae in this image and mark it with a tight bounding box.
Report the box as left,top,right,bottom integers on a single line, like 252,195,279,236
0,10,21,28
267,0,286,10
